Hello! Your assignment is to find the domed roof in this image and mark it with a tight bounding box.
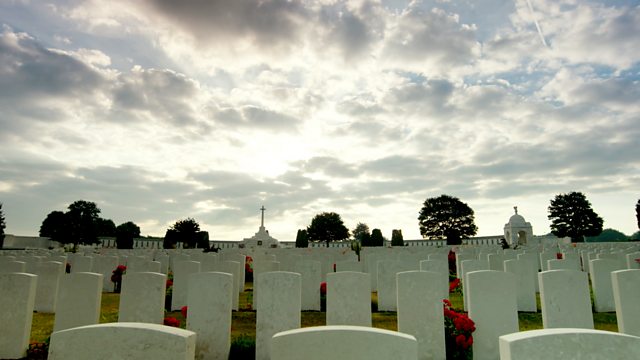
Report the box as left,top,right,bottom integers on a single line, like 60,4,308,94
509,213,526,224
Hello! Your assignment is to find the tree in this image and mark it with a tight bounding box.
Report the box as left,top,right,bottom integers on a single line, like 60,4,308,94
585,228,628,242
163,229,179,249
636,199,640,231
96,218,116,237
306,212,349,247
0,203,5,249
548,191,603,243
116,221,141,249
295,229,309,248
170,218,201,248
418,194,478,245
391,229,404,246
39,211,70,243
371,228,384,247
352,223,371,246
66,200,102,250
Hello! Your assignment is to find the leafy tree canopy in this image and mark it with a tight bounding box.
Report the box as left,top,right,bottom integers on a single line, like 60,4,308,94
306,212,349,247
548,191,603,243
295,229,309,248
168,218,204,248
116,221,141,249
391,229,404,246
370,228,384,247
585,228,628,242
418,194,478,245
636,199,640,231
96,218,116,237
39,200,112,250
0,203,5,248
352,222,371,246
39,211,69,242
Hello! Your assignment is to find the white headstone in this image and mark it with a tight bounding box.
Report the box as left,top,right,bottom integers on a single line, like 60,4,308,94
625,252,640,269
187,272,233,360
517,252,540,292
504,259,537,312
461,259,489,311
397,271,445,360
171,260,201,310
54,272,103,332
0,260,26,273
119,272,167,324
34,261,64,313
220,260,241,311
256,271,301,360
71,256,93,273
611,269,640,336
467,270,519,360
252,260,280,310
48,323,196,359
294,260,322,311
589,258,624,312
271,326,418,360
93,255,119,292
538,270,594,329
0,273,37,359
499,328,640,360
327,271,371,326
336,260,362,272
377,260,408,311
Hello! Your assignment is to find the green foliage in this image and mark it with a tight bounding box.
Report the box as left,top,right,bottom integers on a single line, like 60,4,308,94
163,229,179,249
306,212,350,247
229,335,255,360
0,203,5,249
352,222,371,246
295,229,309,248
391,229,404,246
170,218,201,248
586,228,629,242
39,211,69,242
96,218,116,237
636,199,640,230
548,192,603,243
115,221,141,249
631,231,640,241
418,194,478,245
370,228,384,247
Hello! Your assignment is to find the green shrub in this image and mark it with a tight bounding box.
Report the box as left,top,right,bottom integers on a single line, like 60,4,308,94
229,334,255,360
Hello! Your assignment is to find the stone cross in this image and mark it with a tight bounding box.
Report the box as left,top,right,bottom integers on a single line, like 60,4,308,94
260,206,266,227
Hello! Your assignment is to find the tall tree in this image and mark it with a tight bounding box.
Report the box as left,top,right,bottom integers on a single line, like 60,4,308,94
96,218,117,237
66,200,102,250
370,228,384,247
636,199,640,231
585,228,628,242
548,191,603,243
295,229,309,248
116,221,141,249
0,203,5,249
352,222,371,247
306,212,349,247
391,229,404,246
39,211,69,243
418,194,478,245
170,218,201,248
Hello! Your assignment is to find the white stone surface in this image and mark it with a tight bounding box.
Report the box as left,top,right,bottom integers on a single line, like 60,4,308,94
0,260,26,273
172,260,201,310
336,260,362,272
200,253,220,272
222,253,246,293
187,272,233,360
220,260,241,310
499,328,640,360
72,256,93,273
377,260,409,311
418,261,449,301
0,273,37,359
327,271,371,326
517,252,540,292
54,272,103,332
294,260,321,311
256,271,301,360
48,322,196,360
397,271,445,360
118,272,167,324
589,258,624,312
467,270,519,360
504,259,537,312
611,269,640,336
252,260,280,309
271,326,418,360
93,255,118,292
539,252,556,271
461,259,489,311
625,252,640,269
34,261,64,313
488,254,506,271
538,270,593,329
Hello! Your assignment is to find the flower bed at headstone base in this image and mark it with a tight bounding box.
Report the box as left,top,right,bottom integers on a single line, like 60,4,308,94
443,299,475,360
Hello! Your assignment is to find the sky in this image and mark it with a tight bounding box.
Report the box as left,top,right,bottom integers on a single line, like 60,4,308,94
0,0,639,241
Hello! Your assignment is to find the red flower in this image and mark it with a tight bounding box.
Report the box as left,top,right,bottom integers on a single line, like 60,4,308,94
181,306,188,318
166,279,173,288
117,265,127,272
556,253,563,260
449,278,461,293
635,258,640,264
456,334,468,349
163,317,180,327
442,299,452,307
320,282,327,296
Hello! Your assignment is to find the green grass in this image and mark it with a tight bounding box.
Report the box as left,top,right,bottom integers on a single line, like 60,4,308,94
29,284,620,345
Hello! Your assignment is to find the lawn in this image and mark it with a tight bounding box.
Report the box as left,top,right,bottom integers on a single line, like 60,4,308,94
30,284,618,345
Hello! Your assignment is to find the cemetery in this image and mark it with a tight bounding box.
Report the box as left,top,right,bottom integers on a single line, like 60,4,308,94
1,239,639,359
